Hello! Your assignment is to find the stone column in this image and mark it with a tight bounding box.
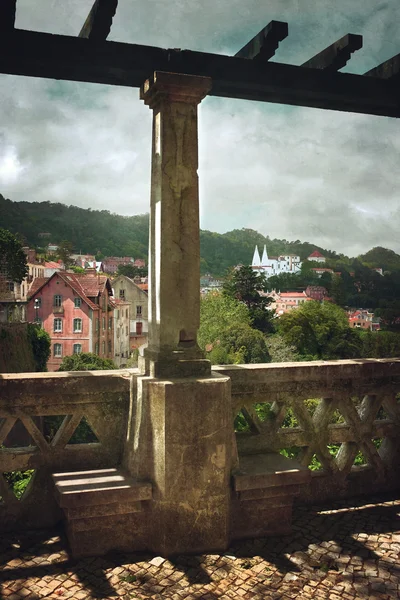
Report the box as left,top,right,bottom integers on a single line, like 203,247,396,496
122,72,234,557
140,71,212,378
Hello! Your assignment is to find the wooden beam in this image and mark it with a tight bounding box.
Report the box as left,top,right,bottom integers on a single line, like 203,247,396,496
302,33,363,71
0,0,17,31
364,54,400,80
235,21,288,60
1,29,399,118
79,0,118,41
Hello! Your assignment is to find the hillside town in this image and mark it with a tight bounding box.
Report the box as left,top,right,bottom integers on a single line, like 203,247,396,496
0,244,149,371
0,234,387,373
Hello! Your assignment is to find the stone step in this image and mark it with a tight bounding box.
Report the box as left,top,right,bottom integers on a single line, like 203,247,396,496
52,467,152,509
233,452,311,492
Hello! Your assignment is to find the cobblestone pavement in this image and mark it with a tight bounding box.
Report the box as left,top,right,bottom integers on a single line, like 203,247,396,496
1,493,400,600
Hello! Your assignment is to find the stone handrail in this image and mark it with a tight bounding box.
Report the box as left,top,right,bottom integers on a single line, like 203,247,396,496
0,369,135,530
214,359,400,503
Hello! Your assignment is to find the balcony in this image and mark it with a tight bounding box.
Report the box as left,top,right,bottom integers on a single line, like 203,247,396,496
0,359,399,598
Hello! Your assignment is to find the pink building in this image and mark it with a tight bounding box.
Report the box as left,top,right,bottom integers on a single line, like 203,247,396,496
27,271,114,371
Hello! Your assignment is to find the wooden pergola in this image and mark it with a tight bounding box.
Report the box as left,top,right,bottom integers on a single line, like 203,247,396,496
1,0,400,117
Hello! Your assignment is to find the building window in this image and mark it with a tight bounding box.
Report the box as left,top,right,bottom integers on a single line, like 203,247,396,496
96,318,99,331
108,317,112,330
125,309,128,318
73,343,82,355
73,318,82,332
7,281,14,292
136,305,142,316
102,316,106,330
136,322,142,335
117,309,120,319
119,289,125,300
102,340,105,354
54,343,62,358
53,294,62,307
54,318,62,332
74,297,81,308
108,340,112,353
126,325,128,335
95,342,99,354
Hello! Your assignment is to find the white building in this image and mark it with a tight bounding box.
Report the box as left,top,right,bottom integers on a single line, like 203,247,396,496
251,245,302,279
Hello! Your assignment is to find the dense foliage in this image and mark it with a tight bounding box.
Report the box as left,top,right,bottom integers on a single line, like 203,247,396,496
223,265,274,333
0,195,335,276
58,352,116,371
27,323,51,371
117,264,148,278
198,293,270,364
278,301,363,360
0,227,28,284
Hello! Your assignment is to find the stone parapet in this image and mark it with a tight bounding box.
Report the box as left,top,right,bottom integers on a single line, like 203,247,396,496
215,359,400,504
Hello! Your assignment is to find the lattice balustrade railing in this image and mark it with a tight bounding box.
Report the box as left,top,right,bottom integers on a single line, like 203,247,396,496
0,370,133,530
214,359,400,502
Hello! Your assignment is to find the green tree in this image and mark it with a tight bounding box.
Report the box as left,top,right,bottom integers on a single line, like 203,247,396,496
279,301,362,360
0,227,28,288
220,323,271,364
117,264,148,278
198,292,251,351
223,265,274,333
265,334,301,363
58,352,116,371
57,240,73,267
27,323,51,371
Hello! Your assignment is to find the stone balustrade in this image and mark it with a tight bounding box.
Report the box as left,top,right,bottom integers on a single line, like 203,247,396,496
1,359,400,553
215,358,400,504
0,370,132,531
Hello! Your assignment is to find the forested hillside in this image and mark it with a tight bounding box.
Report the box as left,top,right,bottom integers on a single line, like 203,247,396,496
0,195,340,275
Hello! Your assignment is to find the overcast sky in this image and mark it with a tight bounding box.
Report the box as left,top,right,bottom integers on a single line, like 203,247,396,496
1,0,400,257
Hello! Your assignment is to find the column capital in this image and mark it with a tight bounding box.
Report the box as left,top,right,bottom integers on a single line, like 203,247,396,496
140,71,212,109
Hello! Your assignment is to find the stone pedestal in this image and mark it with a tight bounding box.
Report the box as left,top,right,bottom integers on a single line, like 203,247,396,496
124,373,233,556
140,71,212,378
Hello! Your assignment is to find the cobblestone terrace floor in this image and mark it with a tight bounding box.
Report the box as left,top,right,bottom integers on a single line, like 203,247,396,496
1,492,400,600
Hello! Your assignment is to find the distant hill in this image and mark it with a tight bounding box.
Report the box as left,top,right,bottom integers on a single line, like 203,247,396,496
0,194,348,276
359,247,400,272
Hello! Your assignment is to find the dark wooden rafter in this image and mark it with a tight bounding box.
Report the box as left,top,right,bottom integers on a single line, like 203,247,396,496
0,0,17,31
1,29,400,118
365,54,400,80
235,21,288,60
79,0,118,41
302,33,363,71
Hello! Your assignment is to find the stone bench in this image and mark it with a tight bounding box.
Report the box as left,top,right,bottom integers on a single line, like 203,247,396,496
52,468,152,558
231,452,311,540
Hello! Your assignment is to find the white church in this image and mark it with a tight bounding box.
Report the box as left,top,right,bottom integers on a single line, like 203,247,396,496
251,245,302,279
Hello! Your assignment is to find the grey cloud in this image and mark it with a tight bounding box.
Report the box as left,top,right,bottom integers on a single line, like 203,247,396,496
1,1,400,257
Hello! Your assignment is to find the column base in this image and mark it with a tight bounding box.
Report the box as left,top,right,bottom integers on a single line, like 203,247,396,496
139,347,211,378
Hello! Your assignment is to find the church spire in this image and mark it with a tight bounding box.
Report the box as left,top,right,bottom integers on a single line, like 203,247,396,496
261,245,268,265
252,245,261,266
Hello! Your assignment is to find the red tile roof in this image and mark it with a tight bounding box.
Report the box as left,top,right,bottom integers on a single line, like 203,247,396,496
28,272,113,311
308,250,325,258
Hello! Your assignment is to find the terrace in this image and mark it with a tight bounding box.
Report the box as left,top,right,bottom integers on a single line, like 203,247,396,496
1,360,400,600
1,1,400,598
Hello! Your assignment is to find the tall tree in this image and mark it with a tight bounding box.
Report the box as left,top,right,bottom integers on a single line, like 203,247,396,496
0,227,28,285
57,240,73,267
279,301,362,360
223,265,275,333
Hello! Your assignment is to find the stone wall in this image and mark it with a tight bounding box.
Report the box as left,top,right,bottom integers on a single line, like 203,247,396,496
1,359,400,548
0,370,130,530
215,359,400,504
